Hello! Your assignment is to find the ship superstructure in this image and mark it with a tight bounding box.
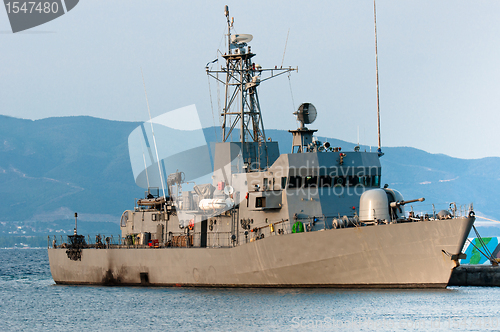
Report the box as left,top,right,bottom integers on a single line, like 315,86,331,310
48,6,475,288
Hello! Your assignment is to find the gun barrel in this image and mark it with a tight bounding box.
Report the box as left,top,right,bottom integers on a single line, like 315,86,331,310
390,197,425,208
401,197,425,205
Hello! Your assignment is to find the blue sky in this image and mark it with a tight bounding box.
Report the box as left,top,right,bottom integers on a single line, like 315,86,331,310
1,0,499,159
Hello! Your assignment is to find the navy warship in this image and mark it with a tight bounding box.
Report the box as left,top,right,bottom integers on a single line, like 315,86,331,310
48,6,475,287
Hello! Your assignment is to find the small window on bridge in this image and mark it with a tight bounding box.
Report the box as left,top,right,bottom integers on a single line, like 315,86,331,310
319,175,332,187
304,176,318,188
288,176,302,188
333,176,345,186
347,176,359,186
281,177,287,189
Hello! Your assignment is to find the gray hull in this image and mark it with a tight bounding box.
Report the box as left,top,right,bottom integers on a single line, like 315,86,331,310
48,216,473,288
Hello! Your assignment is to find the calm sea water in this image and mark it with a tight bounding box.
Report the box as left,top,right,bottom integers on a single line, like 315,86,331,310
0,249,499,332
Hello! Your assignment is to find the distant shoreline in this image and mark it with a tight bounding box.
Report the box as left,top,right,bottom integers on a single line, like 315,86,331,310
1,247,45,250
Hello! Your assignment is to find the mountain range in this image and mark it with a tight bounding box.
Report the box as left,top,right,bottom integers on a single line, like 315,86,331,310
1,115,499,241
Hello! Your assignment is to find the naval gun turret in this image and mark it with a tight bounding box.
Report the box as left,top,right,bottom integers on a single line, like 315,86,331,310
359,188,425,223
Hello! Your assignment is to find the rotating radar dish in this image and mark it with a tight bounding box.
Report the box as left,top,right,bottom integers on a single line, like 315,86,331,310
231,34,253,44
294,103,317,128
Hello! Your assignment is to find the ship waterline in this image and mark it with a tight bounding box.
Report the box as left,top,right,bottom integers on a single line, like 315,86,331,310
49,216,474,288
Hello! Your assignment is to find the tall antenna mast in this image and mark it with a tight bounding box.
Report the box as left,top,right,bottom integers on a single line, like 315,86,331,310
141,148,151,189
224,5,231,54
373,0,382,153
206,5,296,159
141,69,167,200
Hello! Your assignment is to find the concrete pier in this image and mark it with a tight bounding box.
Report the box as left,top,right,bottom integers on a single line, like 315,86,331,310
449,265,500,286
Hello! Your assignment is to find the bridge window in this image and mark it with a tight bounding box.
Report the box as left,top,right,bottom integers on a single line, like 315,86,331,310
304,176,317,188
281,177,287,189
333,176,346,186
319,175,332,187
347,176,359,186
288,176,302,188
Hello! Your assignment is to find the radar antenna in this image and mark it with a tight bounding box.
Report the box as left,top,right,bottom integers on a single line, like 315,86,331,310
206,5,297,159
294,102,317,129
289,103,318,153
373,0,383,155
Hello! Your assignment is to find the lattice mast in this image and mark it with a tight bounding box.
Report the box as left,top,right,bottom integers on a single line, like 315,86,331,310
206,5,296,145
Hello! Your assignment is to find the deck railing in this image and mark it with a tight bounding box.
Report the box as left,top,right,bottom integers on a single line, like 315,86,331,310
48,234,122,249
48,203,473,249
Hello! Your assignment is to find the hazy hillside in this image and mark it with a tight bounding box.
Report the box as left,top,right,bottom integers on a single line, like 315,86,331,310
1,115,499,240
0,115,144,222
